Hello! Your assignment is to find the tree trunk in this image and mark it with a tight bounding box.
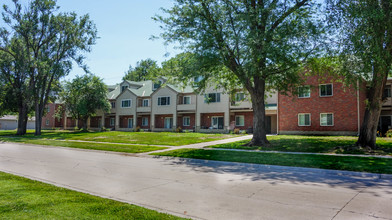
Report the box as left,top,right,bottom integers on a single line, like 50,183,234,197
82,117,88,131
34,103,44,136
246,79,270,146
357,71,388,149
16,105,28,135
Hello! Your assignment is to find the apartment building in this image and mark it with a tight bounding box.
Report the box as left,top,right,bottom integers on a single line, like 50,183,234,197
44,75,392,136
42,77,278,133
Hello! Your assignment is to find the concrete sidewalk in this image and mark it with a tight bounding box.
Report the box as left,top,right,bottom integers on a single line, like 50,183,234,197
142,134,253,154
1,142,392,220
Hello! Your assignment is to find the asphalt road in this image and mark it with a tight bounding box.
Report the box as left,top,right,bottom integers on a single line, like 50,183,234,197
0,142,391,220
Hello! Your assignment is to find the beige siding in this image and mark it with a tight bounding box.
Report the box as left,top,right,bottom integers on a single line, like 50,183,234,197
151,87,178,129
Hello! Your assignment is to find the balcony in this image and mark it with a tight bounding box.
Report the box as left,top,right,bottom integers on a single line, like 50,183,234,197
177,104,196,111
137,106,151,113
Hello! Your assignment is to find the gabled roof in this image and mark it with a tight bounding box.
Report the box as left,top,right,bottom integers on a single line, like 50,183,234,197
107,84,121,100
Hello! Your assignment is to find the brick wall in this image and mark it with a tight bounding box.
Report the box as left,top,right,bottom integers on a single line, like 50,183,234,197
137,115,151,129
177,113,195,129
119,115,133,128
154,114,173,128
230,112,253,130
200,113,224,128
42,103,63,129
278,75,366,134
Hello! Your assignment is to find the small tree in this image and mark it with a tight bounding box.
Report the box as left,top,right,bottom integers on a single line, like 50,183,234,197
123,58,160,81
60,74,110,130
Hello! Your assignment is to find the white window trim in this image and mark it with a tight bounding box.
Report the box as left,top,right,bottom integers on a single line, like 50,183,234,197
121,99,132,108
111,102,116,109
157,96,171,106
128,118,134,128
183,116,190,126
298,113,311,126
142,99,149,107
142,117,149,126
319,84,333,97
298,85,311,98
320,113,334,126
211,116,224,129
205,93,221,103
46,119,50,126
110,118,115,126
235,115,245,126
183,96,191,105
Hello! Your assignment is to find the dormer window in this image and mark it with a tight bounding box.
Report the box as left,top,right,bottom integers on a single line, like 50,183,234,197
121,85,128,92
153,81,162,90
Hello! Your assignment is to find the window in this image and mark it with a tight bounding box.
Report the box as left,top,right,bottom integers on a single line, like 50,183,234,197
183,117,190,126
298,86,310,98
204,93,221,103
47,106,50,113
142,117,149,126
320,84,333,97
235,93,245,102
111,102,116,109
121,99,132,108
298,113,311,126
110,118,115,126
45,119,50,126
153,81,162,90
235,115,245,126
158,97,170,106
384,87,391,98
320,113,334,126
121,85,128,92
142,99,149,107
183,96,191,105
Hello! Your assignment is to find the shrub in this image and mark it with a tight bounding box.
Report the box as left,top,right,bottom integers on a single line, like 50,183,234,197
386,129,392,138
234,128,240,134
135,126,141,132
100,127,108,132
241,130,247,134
176,127,183,133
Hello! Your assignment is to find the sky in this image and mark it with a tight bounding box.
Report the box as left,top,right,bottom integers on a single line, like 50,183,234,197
3,0,180,85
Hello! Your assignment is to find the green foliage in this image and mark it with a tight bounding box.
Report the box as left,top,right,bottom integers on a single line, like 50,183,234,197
154,0,325,92
60,74,110,125
386,130,392,138
0,0,97,135
123,58,161,81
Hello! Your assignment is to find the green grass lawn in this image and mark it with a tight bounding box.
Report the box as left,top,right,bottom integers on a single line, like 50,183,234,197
0,130,236,146
0,171,185,219
209,135,392,155
0,137,166,153
152,149,392,174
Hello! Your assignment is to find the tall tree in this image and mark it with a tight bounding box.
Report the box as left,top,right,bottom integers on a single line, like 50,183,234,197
59,74,110,130
0,36,32,135
123,58,160,81
327,0,392,149
1,0,97,135
155,0,324,146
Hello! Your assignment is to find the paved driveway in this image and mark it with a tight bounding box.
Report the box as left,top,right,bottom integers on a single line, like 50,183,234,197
0,142,391,220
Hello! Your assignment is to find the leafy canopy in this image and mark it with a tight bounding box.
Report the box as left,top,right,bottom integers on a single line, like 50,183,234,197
123,58,161,81
154,0,325,93
60,74,110,121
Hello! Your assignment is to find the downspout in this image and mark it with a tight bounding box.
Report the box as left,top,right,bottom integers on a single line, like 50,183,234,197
277,91,279,135
357,80,360,135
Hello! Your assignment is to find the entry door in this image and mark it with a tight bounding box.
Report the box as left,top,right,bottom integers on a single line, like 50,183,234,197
128,118,133,128
265,116,271,134
212,117,224,129
164,117,173,129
